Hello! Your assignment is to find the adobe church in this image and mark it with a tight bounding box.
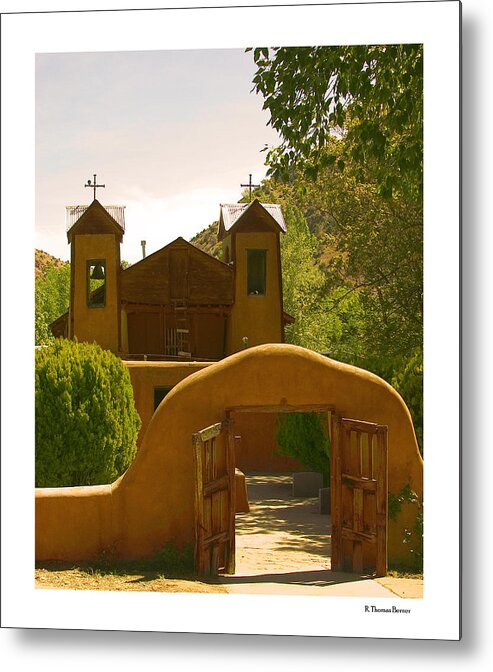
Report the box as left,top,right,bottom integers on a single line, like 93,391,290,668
51,195,293,360
50,188,302,471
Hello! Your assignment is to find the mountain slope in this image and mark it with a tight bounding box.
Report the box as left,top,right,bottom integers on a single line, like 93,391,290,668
35,249,68,279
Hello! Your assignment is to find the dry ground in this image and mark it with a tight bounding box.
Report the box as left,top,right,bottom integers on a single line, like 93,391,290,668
35,473,422,598
35,563,226,593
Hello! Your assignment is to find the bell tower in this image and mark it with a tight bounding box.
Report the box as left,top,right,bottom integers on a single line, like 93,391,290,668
66,192,124,354
218,199,286,354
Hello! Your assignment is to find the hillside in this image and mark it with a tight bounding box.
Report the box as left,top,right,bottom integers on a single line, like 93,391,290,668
190,222,222,259
35,249,68,279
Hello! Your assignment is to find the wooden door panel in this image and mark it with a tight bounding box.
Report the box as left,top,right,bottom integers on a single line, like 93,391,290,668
331,417,388,577
193,419,236,576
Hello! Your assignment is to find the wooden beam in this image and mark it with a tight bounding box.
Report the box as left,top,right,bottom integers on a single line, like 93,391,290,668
342,474,377,491
341,418,386,434
226,410,236,574
203,474,230,497
193,435,205,575
341,527,376,544
375,427,388,577
193,421,227,444
330,413,343,572
225,404,336,414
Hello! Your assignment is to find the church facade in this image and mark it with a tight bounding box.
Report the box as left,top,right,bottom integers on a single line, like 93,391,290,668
52,197,292,360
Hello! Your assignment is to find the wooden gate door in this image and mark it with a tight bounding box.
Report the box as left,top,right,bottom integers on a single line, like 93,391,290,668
331,417,388,577
192,419,236,576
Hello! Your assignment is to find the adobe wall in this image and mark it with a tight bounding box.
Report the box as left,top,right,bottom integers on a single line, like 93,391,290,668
35,344,423,567
124,361,304,470
124,361,212,448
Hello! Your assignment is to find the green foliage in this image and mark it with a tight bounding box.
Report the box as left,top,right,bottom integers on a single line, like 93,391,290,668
392,347,423,454
280,205,329,350
408,509,424,569
388,484,420,521
388,484,423,571
248,44,423,199
35,339,141,487
152,543,195,575
35,263,70,345
276,413,330,485
254,144,422,436
309,147,423,364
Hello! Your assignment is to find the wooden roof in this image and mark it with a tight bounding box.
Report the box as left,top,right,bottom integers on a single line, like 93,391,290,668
120,237,234,306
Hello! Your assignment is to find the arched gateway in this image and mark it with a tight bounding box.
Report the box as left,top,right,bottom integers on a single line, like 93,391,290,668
36,344,423,571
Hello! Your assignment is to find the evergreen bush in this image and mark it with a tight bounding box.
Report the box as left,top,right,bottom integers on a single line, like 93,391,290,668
276,412,330,485
35,339,141,487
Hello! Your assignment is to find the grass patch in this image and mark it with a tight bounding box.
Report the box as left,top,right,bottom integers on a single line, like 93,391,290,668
386,567,423,580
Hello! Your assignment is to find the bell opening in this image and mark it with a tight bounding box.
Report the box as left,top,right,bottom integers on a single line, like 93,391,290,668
90,262,105,280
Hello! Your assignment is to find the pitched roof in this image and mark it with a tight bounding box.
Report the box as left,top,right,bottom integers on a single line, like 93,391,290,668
219,200,287,235
66,203,126,232
66,200,125,242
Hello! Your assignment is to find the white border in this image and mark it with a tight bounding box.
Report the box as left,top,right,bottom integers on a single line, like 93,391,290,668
1,1,460,640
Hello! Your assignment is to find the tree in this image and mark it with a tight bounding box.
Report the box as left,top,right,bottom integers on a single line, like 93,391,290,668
303,147,423,367
392,347,423,455
255,150,422,372
248,45,423,199
35,263,70,345
280,204,328,350
35,339,141,487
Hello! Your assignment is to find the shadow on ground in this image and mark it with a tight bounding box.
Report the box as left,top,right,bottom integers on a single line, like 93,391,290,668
218,568,374,587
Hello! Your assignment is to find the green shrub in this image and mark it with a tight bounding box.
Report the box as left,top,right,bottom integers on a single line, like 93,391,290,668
152,543,195,575
392,347,423,455
276,412,330,485
35,339,141,487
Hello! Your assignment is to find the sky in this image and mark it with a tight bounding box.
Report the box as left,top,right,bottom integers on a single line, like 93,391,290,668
35,48,280,263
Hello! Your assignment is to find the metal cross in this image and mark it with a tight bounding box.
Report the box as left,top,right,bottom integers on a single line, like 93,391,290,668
85,174,105,201
240,173,260,201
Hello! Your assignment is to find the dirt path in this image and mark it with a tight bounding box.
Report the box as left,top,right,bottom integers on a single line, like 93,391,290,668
233,473,332,575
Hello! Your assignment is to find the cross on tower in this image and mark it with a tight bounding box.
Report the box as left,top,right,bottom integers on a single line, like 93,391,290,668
85,174,105,201
240,173,260,202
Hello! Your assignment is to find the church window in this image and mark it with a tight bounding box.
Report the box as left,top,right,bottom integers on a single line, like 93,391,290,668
247,249,267,295
87,259,106,308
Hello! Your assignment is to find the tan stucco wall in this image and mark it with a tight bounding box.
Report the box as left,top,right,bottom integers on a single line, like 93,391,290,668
227,232,283,354
124,361,212,448
72,234,120,353
234,412,304,472
124,361,305,473
35,344,423,567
